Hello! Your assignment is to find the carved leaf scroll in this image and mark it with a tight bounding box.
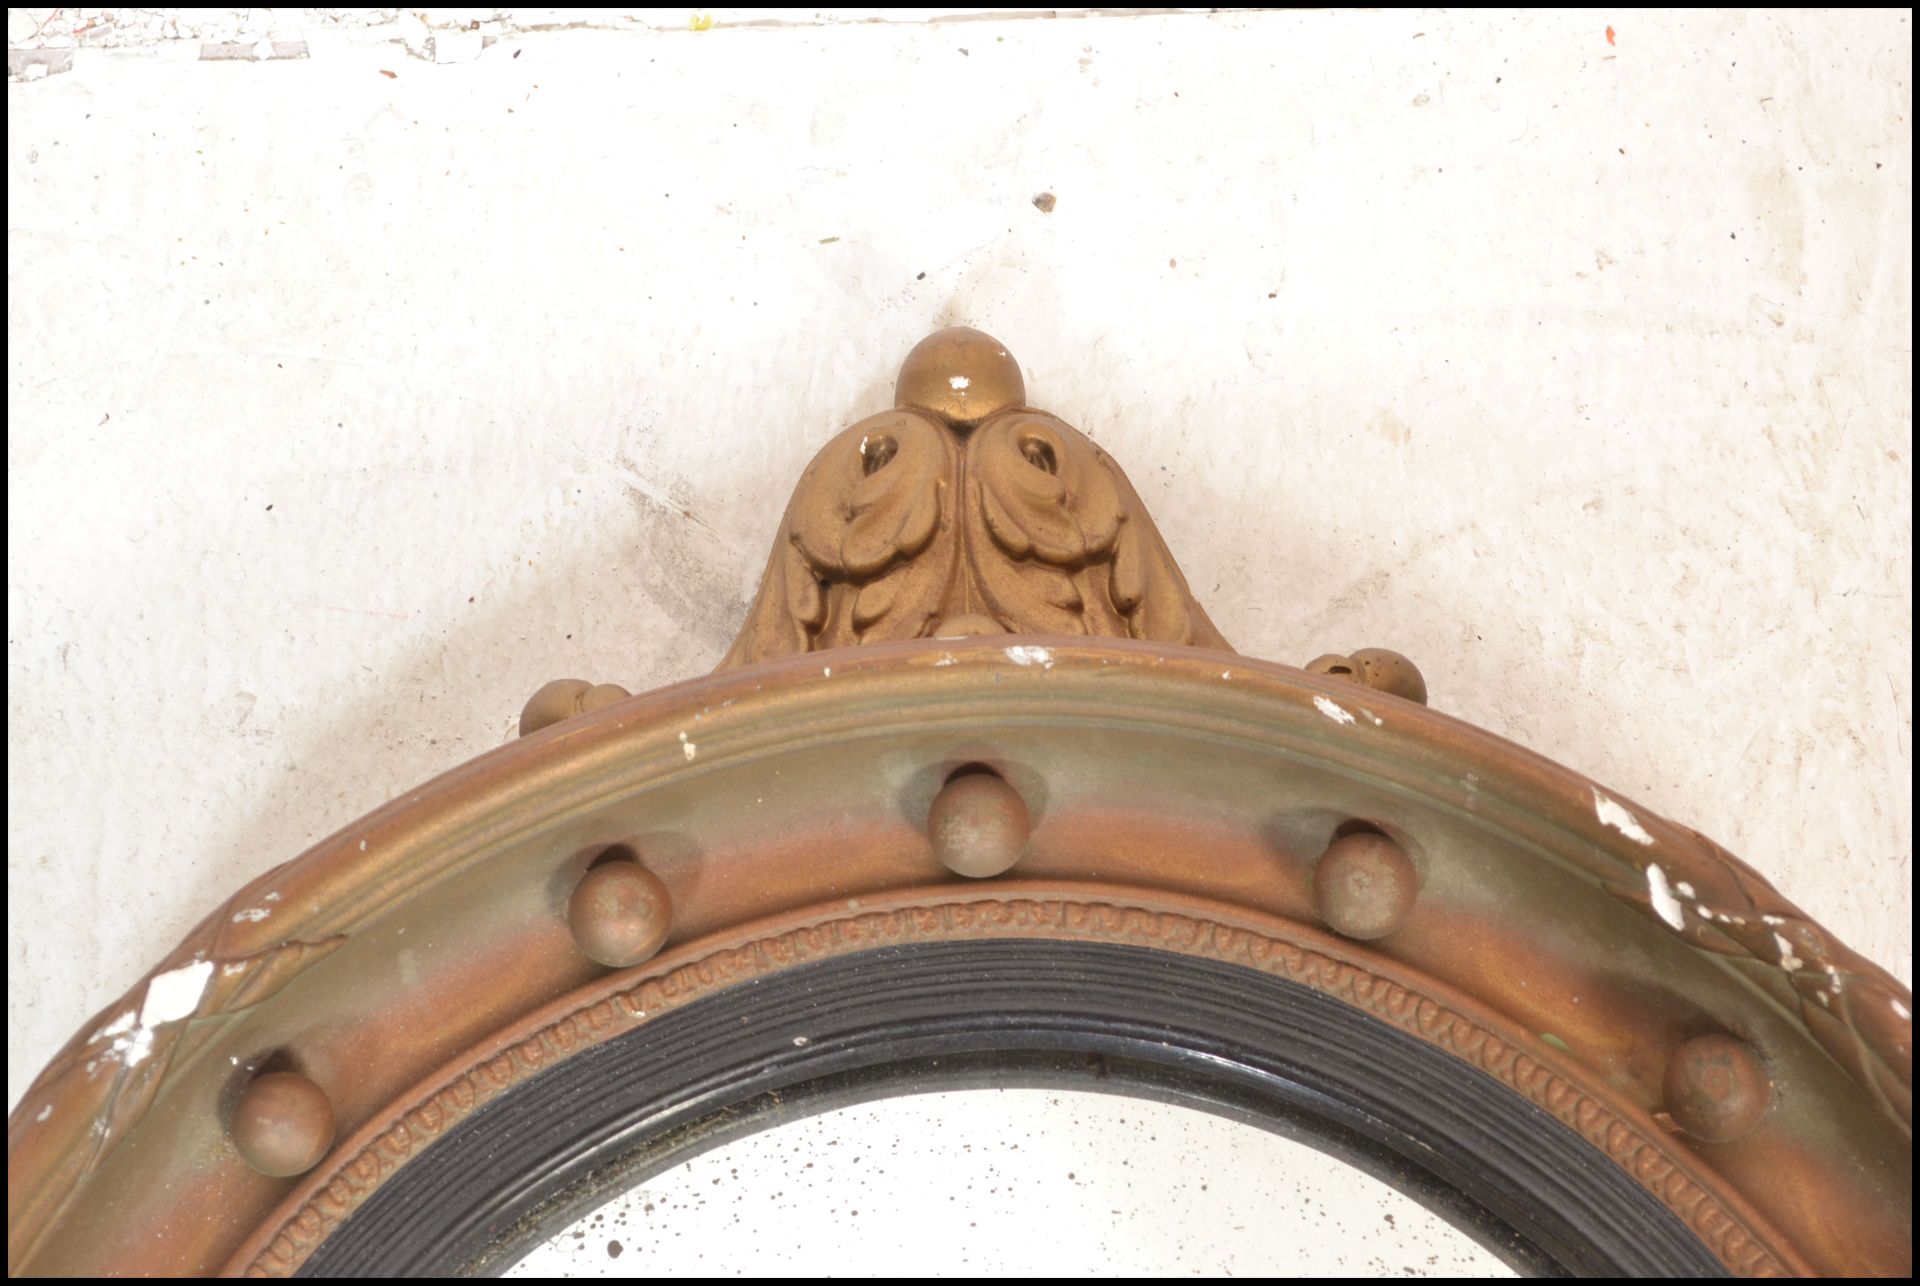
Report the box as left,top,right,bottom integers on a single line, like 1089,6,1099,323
722,410,956,667
720,407,1229,667
967,411,1124,635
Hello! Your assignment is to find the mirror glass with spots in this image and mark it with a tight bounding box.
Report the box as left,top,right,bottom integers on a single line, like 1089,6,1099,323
507,1089,1513,1277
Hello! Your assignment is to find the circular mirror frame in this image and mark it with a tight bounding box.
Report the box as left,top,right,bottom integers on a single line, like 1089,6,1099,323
6,328,1912,1277
6,636,1911,1277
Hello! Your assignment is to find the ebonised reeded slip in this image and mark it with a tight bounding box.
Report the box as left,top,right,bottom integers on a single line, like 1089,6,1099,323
304,942,1723,1278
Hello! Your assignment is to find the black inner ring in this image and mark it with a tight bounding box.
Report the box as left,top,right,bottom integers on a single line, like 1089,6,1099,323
299,940,1725,1278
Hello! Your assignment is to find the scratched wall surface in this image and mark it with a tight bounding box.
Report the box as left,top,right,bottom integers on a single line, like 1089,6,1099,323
5,5,1912,1269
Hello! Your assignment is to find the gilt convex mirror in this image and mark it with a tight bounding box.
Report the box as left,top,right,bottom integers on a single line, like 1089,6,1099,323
7,329,1911,1278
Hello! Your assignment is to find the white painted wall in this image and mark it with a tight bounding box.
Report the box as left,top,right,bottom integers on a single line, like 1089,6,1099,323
7,7,1911,1274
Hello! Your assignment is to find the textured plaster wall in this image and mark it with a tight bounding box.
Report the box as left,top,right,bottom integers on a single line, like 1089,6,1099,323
6,6,1913,1270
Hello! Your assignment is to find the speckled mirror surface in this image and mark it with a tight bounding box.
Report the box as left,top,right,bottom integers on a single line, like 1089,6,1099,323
506,1091,1514,1278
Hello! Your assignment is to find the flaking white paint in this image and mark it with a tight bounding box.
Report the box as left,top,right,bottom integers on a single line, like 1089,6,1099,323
1645,863,1686,931
1313,695,1357,726
1594,791,1657,847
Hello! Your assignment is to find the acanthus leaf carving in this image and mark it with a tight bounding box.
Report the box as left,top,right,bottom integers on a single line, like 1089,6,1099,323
965,410,1120,637
723,409,958,667
718,337,1230,668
